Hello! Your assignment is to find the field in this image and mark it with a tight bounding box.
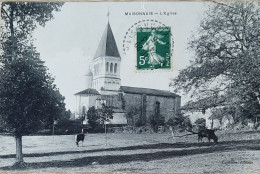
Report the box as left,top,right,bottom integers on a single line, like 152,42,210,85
0,130,260,173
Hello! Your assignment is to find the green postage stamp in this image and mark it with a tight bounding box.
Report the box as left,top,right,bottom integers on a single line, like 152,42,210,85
136,27,171,70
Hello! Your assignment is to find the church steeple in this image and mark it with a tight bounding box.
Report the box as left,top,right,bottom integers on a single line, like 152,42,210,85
92,21,121,92
94,22,120,59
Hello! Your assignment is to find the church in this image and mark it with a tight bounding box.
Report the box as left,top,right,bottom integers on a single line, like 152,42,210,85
75,21,181,126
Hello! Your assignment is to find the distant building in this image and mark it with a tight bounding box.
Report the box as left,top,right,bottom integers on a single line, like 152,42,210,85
75,21,181,126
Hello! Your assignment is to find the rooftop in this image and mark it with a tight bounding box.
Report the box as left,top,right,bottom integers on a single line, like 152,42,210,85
94,22,120,59
119,86,179,98
74,88,100,95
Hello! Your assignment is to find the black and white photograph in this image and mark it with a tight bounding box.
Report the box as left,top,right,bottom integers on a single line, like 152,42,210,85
0,1,260,173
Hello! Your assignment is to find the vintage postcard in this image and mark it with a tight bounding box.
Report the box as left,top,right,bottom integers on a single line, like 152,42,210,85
0,1,260,173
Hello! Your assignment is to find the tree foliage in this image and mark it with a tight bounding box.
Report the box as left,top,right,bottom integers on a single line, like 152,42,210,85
96,103,114,125
1,2,63,62
166,114,192,132
87,106,99,131
0,55,66,136
125,105,142,125
194,118,206,130
170,2,260,122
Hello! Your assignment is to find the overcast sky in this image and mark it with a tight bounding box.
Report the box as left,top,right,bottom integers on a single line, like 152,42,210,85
33,2,210,111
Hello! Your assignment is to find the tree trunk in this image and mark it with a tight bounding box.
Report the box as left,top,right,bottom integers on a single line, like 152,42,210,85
9,4,16,61
15,134,24,164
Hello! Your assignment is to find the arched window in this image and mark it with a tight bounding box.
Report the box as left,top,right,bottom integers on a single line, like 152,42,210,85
114,63,117,73
110,63,113,73
106,62,109,72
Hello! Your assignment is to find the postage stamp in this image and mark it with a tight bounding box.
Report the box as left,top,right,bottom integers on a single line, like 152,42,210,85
136,27,171,70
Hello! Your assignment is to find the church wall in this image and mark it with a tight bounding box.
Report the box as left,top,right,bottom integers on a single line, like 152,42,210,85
123,93,143,107
122,93,179,124
122,93,142,114
145,95,176,122
175,96,181,114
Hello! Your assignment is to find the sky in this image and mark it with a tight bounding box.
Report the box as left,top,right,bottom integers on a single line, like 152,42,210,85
33,1,210,112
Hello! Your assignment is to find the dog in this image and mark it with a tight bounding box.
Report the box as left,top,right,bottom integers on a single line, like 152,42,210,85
198,129,218,143
75,133,85,147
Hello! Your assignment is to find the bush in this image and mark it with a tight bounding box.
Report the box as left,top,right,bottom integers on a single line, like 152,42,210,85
135,119,145,127
134,125,154,134
194,118,206,130
54,119,82,134
149,116,165,132
166,114,192,132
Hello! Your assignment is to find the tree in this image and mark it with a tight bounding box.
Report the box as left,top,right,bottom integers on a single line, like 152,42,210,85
166,114,192,140
97,103,114,126
96,104,114,145
61,109,72,121
0,2,64,165
0,56,66,164
194,118,206,130
87,106,99,132
125,105,141,125
170,2,260,124
1,2,63,62
166,114,192,132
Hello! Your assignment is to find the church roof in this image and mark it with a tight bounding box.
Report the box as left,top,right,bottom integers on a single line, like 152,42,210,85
94,22,120,59
75,88,100,95
119,86,180,98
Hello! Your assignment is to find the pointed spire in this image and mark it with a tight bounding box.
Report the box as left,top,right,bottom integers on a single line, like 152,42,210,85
94,21,120,59
107,9,110,22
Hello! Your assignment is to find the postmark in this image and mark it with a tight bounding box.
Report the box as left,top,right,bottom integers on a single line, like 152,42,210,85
123,19,169,55
136,27,171,70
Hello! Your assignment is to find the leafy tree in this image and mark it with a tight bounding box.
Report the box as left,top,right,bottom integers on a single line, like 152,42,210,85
0,56,66,164
125,105,141,125
170,2,260,124
194,118,206,130
149,115,165,132
166,114,192,132
96,104,114,145
0,2,64,165
62,109,72,121
96,103,114,126
87,106,99,132
1,2,63,62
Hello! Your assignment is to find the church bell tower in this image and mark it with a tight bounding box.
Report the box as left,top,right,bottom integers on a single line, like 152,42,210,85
91,21,121,92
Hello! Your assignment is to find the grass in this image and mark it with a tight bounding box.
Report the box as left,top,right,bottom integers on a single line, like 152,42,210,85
0,130,259,173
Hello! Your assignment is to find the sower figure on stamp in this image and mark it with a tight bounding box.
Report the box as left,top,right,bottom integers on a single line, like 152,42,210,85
142,29,166,66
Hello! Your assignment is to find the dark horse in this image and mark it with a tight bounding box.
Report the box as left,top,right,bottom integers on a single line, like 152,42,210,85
198,129,218,143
